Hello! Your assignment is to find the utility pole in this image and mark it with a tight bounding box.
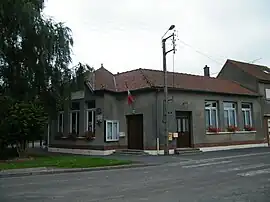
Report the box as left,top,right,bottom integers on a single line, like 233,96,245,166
162,25,176,155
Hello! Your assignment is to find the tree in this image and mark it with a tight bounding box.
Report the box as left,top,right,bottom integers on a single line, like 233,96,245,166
0,96,12,152
0,0,75,157
0,0,73,117
7,100,48,157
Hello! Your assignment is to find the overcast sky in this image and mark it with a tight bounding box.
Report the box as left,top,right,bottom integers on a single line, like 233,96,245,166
44,0,270,76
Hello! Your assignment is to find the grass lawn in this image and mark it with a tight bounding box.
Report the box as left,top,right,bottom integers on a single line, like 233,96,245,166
0,155,132,170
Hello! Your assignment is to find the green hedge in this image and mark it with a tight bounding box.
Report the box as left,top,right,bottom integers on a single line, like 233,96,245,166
0,147,18,160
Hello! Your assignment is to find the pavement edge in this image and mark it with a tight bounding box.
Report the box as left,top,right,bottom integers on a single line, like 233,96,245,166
0,163,157,178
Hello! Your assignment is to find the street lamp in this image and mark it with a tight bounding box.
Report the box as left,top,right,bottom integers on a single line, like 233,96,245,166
161,25,175,39
162,25,176,155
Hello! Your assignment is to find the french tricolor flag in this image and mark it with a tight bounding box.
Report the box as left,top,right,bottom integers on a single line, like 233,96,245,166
127,89,134,105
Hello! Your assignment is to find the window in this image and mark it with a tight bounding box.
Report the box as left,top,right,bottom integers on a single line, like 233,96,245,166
265,89,270,99
224,102,237,127
176,117,189,132
242,103,252,126
86,109,95,132
105,120,119,141
87,100,95,109
58,112,64,133
70,102,80,135
205,101,218,128
86,101,96,132
70,111,80,135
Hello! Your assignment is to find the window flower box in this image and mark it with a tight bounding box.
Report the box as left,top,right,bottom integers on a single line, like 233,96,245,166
207,126,221,133
244,125,255,131
227,125,239,132
67,133,77,141
82,131,96,141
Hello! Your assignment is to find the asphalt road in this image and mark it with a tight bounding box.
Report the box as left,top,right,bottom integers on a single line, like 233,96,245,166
1,148,270,202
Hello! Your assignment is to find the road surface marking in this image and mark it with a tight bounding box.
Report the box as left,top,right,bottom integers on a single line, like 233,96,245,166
238,168,270,177
182,160,232,168
219,163,268,173
190,152,270,163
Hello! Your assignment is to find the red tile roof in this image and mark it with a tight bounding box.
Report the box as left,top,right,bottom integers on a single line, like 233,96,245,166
92,66,258,96
226,59,270,81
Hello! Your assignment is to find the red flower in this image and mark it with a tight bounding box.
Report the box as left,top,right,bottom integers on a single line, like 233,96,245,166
227,125,239,132
244,125,255,131
208,126,221,133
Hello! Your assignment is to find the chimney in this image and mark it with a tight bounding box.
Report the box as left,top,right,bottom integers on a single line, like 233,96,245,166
204,65,210,77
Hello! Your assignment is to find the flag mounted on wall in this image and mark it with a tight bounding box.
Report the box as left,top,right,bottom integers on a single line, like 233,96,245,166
125,82,135,105
127,89,134,105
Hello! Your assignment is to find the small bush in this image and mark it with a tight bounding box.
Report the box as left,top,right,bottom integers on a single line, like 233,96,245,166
0,147,18,160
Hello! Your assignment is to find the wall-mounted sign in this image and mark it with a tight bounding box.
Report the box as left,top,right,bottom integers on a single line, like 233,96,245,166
96,114,103,121
119,132,125,137
96,114,103,125
168,133,173,141
71,91,85,100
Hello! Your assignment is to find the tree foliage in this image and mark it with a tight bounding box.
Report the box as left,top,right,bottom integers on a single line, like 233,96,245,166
0,0,80,157
0,0,73,115
7,99,47,157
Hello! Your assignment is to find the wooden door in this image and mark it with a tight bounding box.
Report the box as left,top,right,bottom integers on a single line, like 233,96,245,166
127,114,144,150
176,112,191,148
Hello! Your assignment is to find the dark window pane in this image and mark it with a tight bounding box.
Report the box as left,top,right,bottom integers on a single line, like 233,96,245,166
71,102,80,110
211,109,217,127
76,112,80,135
205,109,210,128
242,103,251,109
246,111,251,126
224,110,229,127
229,110,236,126
71,113,76,133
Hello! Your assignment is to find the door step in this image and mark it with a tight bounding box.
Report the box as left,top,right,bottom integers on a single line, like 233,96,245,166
175,148,202,155
113,149,148,156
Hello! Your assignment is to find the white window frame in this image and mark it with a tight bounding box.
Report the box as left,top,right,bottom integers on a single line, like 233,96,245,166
242,103,252,126
265,89,270,99
70,110,80,134
224,102,237,127
86,108,95,132
58,111,64,133
205,101,219,128
105,120,119,142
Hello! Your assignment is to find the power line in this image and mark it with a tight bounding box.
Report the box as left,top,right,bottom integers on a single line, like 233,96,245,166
249,58,262,64
178,40,224,65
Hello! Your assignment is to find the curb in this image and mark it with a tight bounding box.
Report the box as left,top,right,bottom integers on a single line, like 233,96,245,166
0,163,157,178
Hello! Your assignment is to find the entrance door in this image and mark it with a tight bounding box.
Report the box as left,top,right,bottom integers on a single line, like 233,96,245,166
126,114,144,150
176,111,191,148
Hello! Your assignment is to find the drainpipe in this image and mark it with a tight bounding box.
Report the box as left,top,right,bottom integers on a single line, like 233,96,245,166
155,89,159,155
